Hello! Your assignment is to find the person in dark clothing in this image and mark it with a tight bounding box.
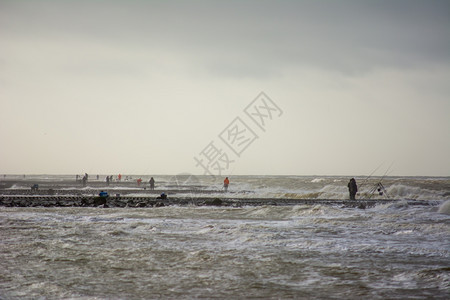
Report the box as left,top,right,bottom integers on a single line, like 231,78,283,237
149,177,155,190
157,192,167,200
348,178,358,200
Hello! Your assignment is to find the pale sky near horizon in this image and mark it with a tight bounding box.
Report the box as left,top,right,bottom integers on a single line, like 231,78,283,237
1,0,449,177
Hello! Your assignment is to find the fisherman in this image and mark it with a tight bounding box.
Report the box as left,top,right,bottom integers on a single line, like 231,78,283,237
106,176,110,186
149,177,155,190
137,178,142,186
157,192,167,200
224,177,230,192
99,190,108,198
348,178,358,200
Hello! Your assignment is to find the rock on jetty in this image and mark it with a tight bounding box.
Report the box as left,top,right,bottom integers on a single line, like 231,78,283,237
0,195,435,209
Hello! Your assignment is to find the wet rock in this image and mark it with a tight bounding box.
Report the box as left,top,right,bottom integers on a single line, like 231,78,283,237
155,202,165,207
114,201,127,208
205,198,223,206
81,198,91,207
94,197,107,206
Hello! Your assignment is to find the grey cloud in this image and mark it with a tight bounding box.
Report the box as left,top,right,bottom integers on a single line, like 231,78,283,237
1,0,449,78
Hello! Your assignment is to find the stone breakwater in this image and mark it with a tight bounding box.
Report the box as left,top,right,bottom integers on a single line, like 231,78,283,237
0,194,435,209
0,179,441,208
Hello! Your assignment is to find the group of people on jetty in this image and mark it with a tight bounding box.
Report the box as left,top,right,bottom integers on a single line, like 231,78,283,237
84,174,360,201
77,174,156,190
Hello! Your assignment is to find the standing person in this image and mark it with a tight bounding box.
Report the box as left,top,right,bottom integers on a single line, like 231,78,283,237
106,176,110,186
348,178,358,200
223,177,230,192
149,177,155,190
137,178,142,186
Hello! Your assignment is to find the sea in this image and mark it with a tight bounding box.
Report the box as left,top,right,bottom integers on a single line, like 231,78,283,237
0,175,449,299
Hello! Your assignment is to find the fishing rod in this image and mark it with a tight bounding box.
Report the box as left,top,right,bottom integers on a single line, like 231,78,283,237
368,162,394,199
357,162,384,197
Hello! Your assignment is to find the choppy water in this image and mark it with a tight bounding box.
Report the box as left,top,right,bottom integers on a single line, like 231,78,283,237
1,201,449,299
4,174,450,201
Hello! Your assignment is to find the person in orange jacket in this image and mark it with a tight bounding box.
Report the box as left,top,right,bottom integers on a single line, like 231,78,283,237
224,177,230,192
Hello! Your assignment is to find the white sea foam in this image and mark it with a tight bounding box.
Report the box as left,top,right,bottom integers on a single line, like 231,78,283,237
386,184,446,200
437,200,450,215
3,175,449,202
311,178,325,183
1,201,449,299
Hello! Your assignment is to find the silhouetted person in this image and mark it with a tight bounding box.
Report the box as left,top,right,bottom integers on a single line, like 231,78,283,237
106,176,110,186
149,177,155,190
348,178,358,200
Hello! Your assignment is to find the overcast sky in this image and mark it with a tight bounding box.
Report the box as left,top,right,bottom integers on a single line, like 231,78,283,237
1,0,449,176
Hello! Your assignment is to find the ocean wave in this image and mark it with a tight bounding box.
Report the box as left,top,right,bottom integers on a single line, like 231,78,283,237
385,184,448,201
3,176,449,202
438,200,450,215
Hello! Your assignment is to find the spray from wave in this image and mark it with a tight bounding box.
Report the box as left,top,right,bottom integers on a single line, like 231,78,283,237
438,200,450,215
